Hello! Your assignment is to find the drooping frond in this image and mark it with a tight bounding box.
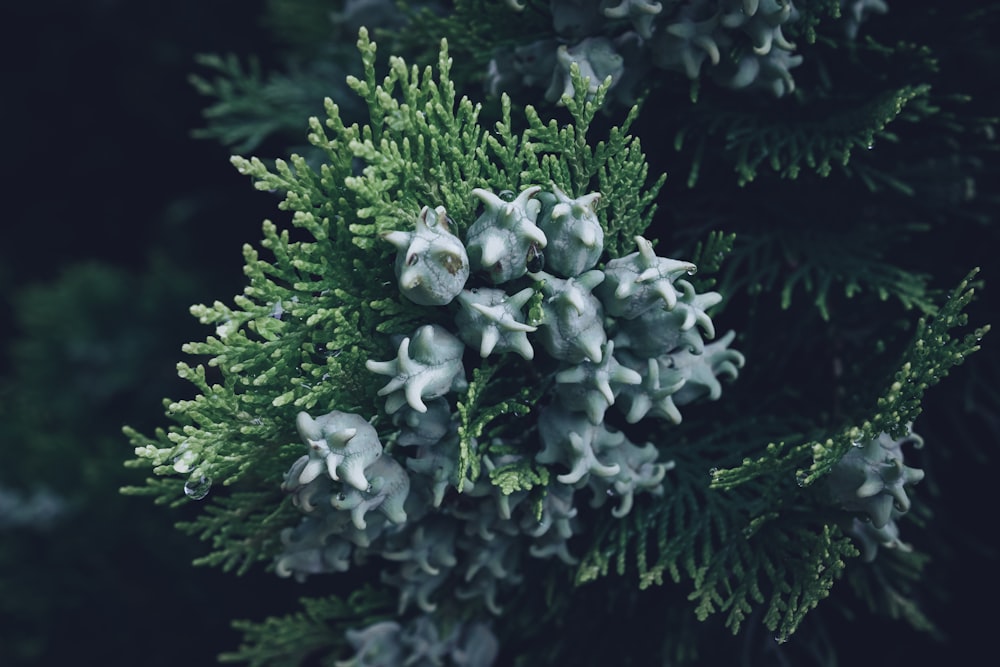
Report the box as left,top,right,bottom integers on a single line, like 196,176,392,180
190,52,360,154
220,588,394,667
717,221,940,321
675,84,933,188
177,491,300,575
574,438,857,641
712,269,987,490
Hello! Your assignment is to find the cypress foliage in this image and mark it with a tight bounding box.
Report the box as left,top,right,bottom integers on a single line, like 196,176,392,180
109,2,997,665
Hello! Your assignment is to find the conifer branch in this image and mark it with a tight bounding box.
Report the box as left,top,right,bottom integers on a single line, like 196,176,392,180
575,446,856,640
221,588,394,667
676,85,933,187
111,8,997,665
712,269,988,490
125,28,665,582
717,222,940,321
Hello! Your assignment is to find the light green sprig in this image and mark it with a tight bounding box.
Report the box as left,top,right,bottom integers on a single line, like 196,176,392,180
488,458,551,496
455,363,534,491
521,65,665,256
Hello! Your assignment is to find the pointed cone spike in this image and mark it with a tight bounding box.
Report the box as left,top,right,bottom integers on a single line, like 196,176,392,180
515,185,543,211
634,236,655,261
701,316,717,339
636,267,661,284
416,205,433,228
869,495,894,529
470,302,536,332
508,286,535,309
481,236,506,267
598,379,615,404
659,395,682,423
653,281,679,309
524,221,548,247
566,289,587,316
579,192,601,209
296,412,322,441
382,230,412,251
615,281,636,298
326,453,343,480
340,461,370,491
582,336,604,364
891,486,911,514
513,337,534,360
575,224,598,247
479,327,500,357
856,478,884,499
472,187,503,209
404,381,428,413
577,270,605,290
329,427,358,446
551,203,571,220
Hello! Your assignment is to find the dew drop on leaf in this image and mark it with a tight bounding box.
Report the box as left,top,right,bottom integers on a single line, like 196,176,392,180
172,449,197,474
184,475,212,500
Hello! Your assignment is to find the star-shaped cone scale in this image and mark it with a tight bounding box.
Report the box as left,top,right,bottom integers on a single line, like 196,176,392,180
555,340,642,424
617,355,686,424
455,287,537,359
466,186,546,284
671,279,723,338
365,325,466,414
598,235,696,319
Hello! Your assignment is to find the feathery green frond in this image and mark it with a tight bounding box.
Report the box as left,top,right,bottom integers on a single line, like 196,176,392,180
456,361,537,490
392,0,549,85
686,230,736,292
178,491,299,575
844,540,939,636
221,588,394,667
111,5,998,666
190,52,357,154
718,222,939,321
522,66,665,255
713,269,987,490
575,445,856,640
677,84,932,188
488,458,551,496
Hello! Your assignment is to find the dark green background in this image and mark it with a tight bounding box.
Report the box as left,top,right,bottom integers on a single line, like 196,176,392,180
1,1,996,666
